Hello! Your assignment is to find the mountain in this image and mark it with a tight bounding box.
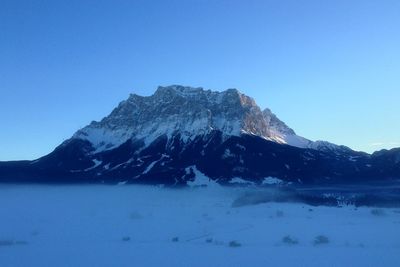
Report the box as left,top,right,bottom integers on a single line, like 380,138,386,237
73,86,346,153
0,85,399,186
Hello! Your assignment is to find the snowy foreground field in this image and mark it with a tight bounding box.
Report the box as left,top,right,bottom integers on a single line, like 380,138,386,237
1,185,400,267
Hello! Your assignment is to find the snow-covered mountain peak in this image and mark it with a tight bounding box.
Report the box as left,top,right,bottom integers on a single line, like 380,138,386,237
72,85,347,153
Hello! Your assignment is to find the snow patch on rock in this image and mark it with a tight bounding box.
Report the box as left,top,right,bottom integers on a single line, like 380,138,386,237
229,177,255,185
262,176,284,185
186,166,219,187
84,159,102,172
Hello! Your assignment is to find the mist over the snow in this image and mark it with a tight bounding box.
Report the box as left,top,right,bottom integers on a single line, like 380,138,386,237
1,185,399,267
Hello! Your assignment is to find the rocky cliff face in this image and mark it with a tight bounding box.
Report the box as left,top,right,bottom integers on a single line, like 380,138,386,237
73,86,270,152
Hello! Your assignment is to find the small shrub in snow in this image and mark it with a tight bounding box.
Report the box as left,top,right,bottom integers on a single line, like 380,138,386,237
276,210,284,218
282,236,299,245
371,209,385,216
31,231,39,236
129,211,143,220
0,240,14,246
205,238,213,243
172,237,179,242
0,240,28,246
122,237,131,242
228,241,242,248
314,235,329,245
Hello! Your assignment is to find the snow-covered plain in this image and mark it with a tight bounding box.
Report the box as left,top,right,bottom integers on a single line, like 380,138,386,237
0,185,400,267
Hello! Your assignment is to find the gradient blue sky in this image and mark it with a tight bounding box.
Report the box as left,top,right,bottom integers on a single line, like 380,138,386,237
1,0,399,160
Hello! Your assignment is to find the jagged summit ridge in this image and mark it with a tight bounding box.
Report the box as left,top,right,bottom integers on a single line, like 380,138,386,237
73,85,334,153
74,85,267,151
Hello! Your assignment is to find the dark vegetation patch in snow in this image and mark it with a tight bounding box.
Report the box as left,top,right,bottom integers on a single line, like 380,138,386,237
313,235,330,246
228,240,242,248
276,210,285,217
282,236,299,245
370,209,386,216
231,187,400,208
0,240,28,246
129,211,143,220
122,237,131,242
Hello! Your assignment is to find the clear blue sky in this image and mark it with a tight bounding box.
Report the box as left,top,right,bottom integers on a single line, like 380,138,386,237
1,0,399,160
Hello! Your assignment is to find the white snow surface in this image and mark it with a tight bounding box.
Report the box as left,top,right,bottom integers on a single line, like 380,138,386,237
1,185,399,267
